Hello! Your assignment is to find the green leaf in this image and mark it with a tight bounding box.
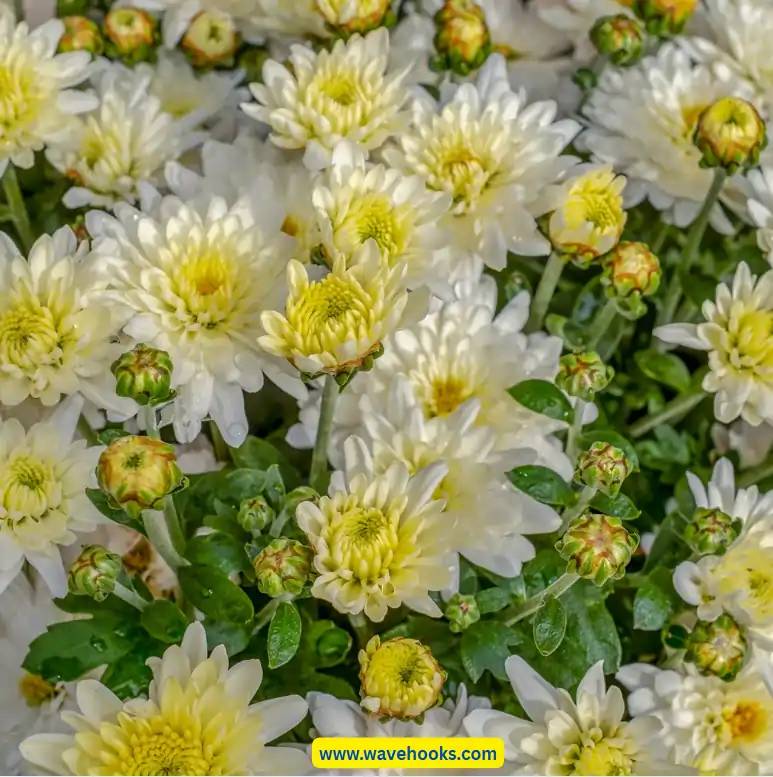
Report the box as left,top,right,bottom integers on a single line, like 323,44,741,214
262,464,286,511
635,349,691,393
54,593,138,620
460,621,517,682
302,671,358,702
590,491,641,520
100,637,163,700
533,598,567,657
221,469,269,503
634,568,679,631
508,380,574,424
682,271,721,309
140,600,188,643
637,426,691,471
204,620,253,657
86,488,146,535
230,437,302,488
203,513,250,541
268,601,302,669
178,564,254,624
382,615,458,659
475,587,513,614
185,532,253,579
508,466,576,507
579,430,639,471
303,620,352,668
644,512,691,572
96,427,132,445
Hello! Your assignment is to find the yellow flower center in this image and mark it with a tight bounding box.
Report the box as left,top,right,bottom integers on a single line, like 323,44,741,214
0,453,60,522
0,301,71,375
108,9,154,44
435,145,490,212
725,701,768,744
18,673,60,707
573,741,633,776
0,61,47,149
320,75,359,106
426,376,473,418
715,544,773,624
726,308,773,376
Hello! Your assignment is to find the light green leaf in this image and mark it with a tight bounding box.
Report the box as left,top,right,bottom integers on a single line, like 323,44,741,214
268,601,302,669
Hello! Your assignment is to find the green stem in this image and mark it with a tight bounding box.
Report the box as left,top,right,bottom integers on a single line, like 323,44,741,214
209,420,230,463
650,222,670,255
141,405,160,440
738,458,773,488
504,573,580,626
309,374,338,493
253,599,280,634
163,497,186,556
143,510,188,571
585,299,617,351
561,485,597,532
566,398,587,463
113,581,149,610
2,165,34,252
349,612,372,648
526,252,566,333
628,388,707,438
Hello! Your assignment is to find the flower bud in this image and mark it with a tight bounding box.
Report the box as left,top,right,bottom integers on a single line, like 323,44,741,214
284,486,319,516
575,441,632,496
103,7,159,65
557,351,615,401
444,593,480,633
633,0,697,36
111,344,175,407
359,636,446,719
253,538,313,597
686,614,746,681
430,0,491,77
556,512,639,586
502,270,531,302
237,495,275,535
97,435,187,519
181,10,240,68
67,545,123,602
602,241,661,318
59,16,104,55
319,0,396,36
572,67,598,93
684,507,741,556
694,97,767,175
590,14,645,66
237,45,270,84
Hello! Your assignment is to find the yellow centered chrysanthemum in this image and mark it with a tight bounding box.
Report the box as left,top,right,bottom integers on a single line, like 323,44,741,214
571,740,634,776
714,543,773,625
718,308,773,379
19,673,61,707
358,636,445,719
695,97,766,170
426,138,493,215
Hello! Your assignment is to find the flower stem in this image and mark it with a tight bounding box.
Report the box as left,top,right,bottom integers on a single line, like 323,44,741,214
2,165,33,253
650,221,670,255
253,599,280,634
143,510,188,571
504,573,580,626
141,405,160,439
113,581,149,610
349,612,372,648
561,485,597,532
738,458,773,488
526,252,565,333
209,420,230,463
309,374,338,493
585,299,617,351
628,388,707,438
566,398,586,463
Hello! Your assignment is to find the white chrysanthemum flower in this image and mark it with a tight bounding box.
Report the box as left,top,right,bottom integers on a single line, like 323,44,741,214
0,397,102,597
363,376,561,578
715,418,773,469
383,54,579,275
297,435,451,622
0,228,133,412
313,142,451,292
243,29,411,170
581,44,754,233
655,262,773,426
0,577,75,777
307,685,490,776
619,662,773,773
248,0,330,39
745,166,773,265
46,64,205,210
465,656,672,775
87,185,304,447
20,621,311,776
0,8,96,176
259,240,416,376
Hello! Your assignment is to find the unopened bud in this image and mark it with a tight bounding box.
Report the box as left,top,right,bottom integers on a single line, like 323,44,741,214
590,14,645,66
111,344,175,407
59,16,104,55
68,545,122,602
97,435,187,519
359,636,446,719
430,0,491,77
103,7,159,65
253,538,313,597
181,10,240,68
633,0,697,36
557,351,615,401
686,614,746,681
602,241,661,319
318,0,396,36
444,593,480,633
575,441,632,497
284,486,319,517
694,97,767,175
237,495,275,535
684,507,741,556
556,512,639,585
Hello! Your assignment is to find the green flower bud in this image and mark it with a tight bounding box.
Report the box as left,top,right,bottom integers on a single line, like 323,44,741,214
430,0,491,77
237,495,275,535
284,486,319,516
321,0,396,37
575,441,632,497
602,241,661,319
181,10,240,68
632,0,696,36
556,512,639,586
253,538,313,597
444,593,480,633
97,435,188,519
237,45,270,84
556,351,615,401
103,7,160,65
68,545,123,602
111,344,175,407
686,614,746,681
590,15,645,66
59,16,104,55
684,507,741,556
503,271,531,302
694,97,767,175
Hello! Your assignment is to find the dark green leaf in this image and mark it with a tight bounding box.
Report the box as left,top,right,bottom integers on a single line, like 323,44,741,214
634,568,679,631
302,671,358,701
475,587,513,614
221,469,269,503
262,464,286,511
230,437,301,488
86,488,146,535
178,564,254,623
203,513,250,541
140,600,188,643
590,491,641,520
508,380,573,424
381,615,458,658
533,598,567,657
96,427,132,445
459,560,478,595
268,601,302,669
100,636,163,700
303,620,352,668
54,593,139,620
644,512,691,572
682,272,721,309
579,430,639,471
460,621,517,682
204,619,253,657
634,349,691,393
508,466,576,507
637,426,691,470
185,532,253,578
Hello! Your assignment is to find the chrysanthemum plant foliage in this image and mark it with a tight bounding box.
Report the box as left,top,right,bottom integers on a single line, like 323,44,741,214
8,0,773,772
